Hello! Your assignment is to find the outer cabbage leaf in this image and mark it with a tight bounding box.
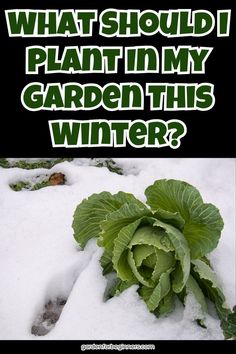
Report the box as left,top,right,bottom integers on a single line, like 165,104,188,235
153,208,185,231
113,218,143,282
142,270,172,311
109,278,137,297
154,290,175,317
145,179,224,259
100,248,113,275
186,274,208,314
73,191,146,248
98,203,151,250
191,259,236,339
191,259,226,305
220,307,236,340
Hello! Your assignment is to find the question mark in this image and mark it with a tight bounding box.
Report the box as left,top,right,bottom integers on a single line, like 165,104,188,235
167,120,187,149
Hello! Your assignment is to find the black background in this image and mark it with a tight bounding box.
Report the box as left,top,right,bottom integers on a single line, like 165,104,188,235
0,0,235,157
0,339,235,350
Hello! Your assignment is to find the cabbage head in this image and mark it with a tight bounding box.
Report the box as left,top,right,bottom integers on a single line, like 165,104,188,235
73,179,236,339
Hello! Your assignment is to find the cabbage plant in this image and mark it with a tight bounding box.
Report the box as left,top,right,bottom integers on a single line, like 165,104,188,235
73,179,236,339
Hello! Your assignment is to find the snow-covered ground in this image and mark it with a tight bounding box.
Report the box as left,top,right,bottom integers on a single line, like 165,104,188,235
0,158,235,340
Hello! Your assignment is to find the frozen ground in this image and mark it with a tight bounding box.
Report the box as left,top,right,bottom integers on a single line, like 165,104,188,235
0,158,235,340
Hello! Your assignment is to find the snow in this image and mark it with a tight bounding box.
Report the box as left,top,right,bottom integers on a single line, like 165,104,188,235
0,158,235,340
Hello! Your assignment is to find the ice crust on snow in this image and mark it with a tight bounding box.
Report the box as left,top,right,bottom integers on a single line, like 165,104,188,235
0,158,235,340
